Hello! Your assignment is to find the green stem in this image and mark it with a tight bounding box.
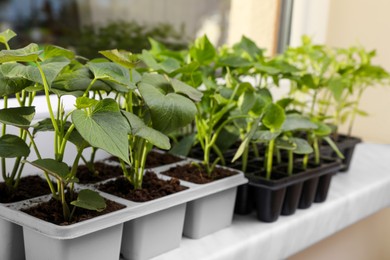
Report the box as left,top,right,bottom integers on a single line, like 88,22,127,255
302,154,309,170
313,137,320,165
266,138,275,180
82,78,98,98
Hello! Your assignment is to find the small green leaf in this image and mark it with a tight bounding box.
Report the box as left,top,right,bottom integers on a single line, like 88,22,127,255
0,43,42,63
0,135,30,158
281,114,318,132
71,189,106,212
313,121,332,137
262,103,285,131
323,136,345,159
190,35,216,64
0,29,17,45
75,97,99,109
25,159,70,180
290,137,313,154
0,106,35,128
99,49,139,69
121,111,170,150
252,130,281,142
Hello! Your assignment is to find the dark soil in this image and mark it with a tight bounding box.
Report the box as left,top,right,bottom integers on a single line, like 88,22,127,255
98,171,187,202
107,150,183,168
161,163,238,184
76,162,123,184
145,150,183,168
0,175,52,203
22,193,125,226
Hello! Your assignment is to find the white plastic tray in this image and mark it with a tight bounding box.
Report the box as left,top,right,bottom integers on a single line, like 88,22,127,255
0,159,247,240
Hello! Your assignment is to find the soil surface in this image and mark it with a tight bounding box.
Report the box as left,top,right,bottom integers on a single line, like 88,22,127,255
0,175,52,203
107,150,183,168
22,193,125,226
161,163,238,184
98,171,187,202
76,162,123,184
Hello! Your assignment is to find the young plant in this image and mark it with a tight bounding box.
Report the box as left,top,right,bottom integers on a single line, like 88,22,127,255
0,30,39,194
99,49,202,189
0,38,131,221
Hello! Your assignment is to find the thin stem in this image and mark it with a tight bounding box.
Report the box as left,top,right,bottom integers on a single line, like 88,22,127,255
82,78,98,98
266,138,275,180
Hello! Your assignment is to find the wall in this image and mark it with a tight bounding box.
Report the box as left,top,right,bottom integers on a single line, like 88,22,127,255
289,208,390,260
325,0,390,143
290,1,390,259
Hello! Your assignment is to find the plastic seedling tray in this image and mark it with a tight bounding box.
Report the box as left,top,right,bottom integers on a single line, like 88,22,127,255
0,158,247,259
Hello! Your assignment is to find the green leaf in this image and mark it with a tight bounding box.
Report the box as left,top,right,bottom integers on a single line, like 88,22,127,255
169,133,196,156
234,36,264,59
72,99,130,164
71,189,106,212
138,82,197,134
313,121,332,137
0,43,42,63
0,134,30,158
190,35,216,64
99,49,139,69
0,29,17,45
25,159,70,180
290,137,313,154
75,96,99,109
43,45,75,60
276,138,296,150
262,103,285,131
281,114,318,132
323,136,345,159
87,61,131,87
121,111,170,150
252,130,281,142
0,106,35,128
52,66,112,93
170,78,203,101
0,63,30,96
22,57,70,87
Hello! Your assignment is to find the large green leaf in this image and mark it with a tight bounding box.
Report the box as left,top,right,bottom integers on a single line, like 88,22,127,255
170,78,203,101
281,114,318,132
52,66,111,93
0,106,35,128
0,134,30,158
140,50,181,73
72,98,130,164
20,57,70,87
0,43,41,63
121,111,170,150
138,82,197,134
190,35,216,64
71,189,106,212
262,103,285,131
141,73,202,101
0,63,30,96
0,29,17,45
99,49,139,69
43,45,75,60
87,61,132,87
25,158,70,180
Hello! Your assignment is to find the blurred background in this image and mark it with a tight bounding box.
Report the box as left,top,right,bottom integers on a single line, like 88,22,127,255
0,0,389,259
